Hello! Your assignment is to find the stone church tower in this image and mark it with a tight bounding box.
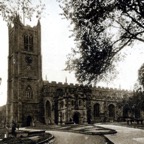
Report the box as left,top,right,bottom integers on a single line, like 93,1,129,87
6,16,42,126
5,16,133,126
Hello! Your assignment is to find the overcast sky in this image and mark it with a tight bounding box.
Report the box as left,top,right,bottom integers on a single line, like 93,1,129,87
0,0,144,106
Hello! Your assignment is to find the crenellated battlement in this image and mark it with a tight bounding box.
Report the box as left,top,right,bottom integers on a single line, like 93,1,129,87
42,80,133,94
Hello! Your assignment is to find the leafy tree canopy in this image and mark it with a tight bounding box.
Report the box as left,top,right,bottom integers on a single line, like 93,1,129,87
120,63,144,114
0,0,45,25
58,0,144,84
138,63,144,88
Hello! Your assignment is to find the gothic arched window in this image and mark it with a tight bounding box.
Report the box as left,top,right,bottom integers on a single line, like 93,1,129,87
123,104,130,117
94,103,100,117
24,34,33,51
26,86,33,99
108,104,115,117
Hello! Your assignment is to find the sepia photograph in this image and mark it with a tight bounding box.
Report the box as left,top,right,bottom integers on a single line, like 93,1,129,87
0,0,144,143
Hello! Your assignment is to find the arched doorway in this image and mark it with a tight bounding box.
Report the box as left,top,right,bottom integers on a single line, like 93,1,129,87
26,115,32,126
108,104,115,118
45,100,51,124
73,112,80,124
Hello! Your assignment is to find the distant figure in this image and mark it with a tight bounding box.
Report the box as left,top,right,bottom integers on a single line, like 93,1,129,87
11,121,16,137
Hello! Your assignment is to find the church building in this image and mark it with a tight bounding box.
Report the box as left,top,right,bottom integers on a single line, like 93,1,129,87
6,16,132,126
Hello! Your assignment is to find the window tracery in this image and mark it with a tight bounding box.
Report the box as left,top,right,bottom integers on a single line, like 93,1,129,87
24,34,33,51
26,85,33,99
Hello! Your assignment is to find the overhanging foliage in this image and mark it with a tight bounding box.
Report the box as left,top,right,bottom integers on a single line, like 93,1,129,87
58,0,144,84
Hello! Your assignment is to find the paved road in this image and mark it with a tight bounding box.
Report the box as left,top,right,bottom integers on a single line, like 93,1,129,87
96,124,144,144
46,130,107,144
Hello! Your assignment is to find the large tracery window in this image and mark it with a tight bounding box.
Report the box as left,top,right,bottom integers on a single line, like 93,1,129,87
26,86,33,99
24,34,33,51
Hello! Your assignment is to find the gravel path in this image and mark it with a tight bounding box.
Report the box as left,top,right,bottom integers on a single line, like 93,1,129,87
96,124,144,144
47,130,108,144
